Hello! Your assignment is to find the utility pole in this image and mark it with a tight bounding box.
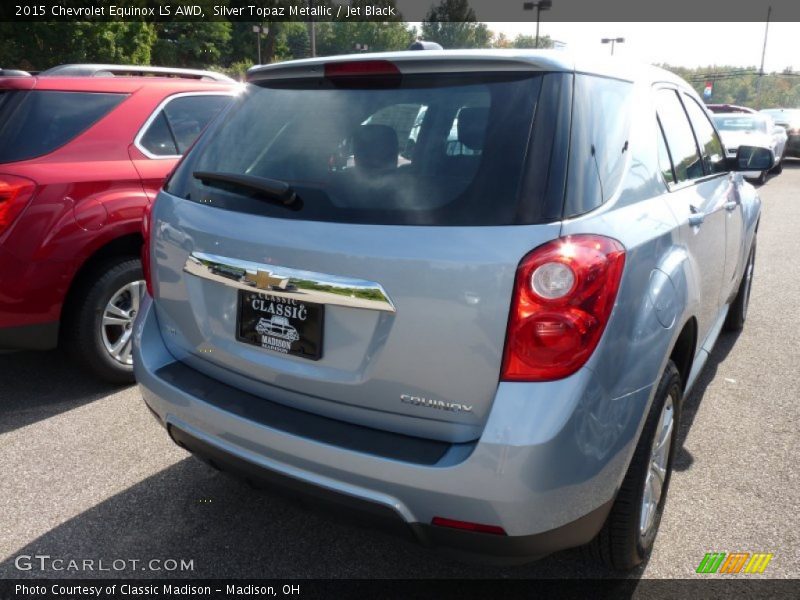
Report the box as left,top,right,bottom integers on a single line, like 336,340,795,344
756,5,772,109
252,25,267,65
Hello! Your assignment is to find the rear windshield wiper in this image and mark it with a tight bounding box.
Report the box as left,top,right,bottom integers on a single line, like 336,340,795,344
193,171,300,208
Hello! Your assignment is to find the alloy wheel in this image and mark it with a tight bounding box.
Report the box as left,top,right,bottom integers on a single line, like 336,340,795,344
100,280,145,365
640,392,675,538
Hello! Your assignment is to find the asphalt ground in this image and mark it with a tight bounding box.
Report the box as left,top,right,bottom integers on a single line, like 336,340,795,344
1,163,798,580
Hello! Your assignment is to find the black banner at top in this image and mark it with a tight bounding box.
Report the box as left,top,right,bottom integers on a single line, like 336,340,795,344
3,0,800,22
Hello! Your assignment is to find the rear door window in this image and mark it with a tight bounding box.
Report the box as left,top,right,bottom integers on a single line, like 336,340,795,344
681,94,726,175
655,89,704,184
167,73,545,226
0,91,125,163
138,94,231,158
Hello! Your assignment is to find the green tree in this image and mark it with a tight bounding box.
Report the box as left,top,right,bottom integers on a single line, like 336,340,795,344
152,22,232,68
511,33,554,49
316,21,414,56
491,32,553,49
420,0,491,49
0,22,156,70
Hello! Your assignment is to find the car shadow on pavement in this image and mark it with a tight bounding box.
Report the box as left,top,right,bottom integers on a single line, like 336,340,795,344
0,454,645,580
0,350,125,435
672,329,741,472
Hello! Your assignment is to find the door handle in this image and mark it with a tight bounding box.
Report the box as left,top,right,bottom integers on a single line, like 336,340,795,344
688,205,705,227
724,200,739,211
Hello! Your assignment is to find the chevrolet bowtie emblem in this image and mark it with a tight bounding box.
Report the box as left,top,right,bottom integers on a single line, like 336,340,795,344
244,270,289,290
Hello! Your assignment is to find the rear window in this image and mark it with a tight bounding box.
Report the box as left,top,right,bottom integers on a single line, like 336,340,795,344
0,91,125,163
167,73,543,226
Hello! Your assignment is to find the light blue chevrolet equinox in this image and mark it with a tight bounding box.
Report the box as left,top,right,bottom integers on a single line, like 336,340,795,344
133,50,769,570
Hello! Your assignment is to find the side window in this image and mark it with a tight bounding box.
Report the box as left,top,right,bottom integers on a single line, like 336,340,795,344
566,74,634,215
656,118,675,185
139,112,177,156
655,89,703,183
139,94,231,158
681,94,726,174
162,95,231,154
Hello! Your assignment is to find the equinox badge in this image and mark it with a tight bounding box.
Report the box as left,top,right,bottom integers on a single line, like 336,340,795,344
400,394,473,413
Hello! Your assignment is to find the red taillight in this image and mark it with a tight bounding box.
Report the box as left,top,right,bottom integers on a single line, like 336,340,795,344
501,235,626,382
141,199,154,297
431,517,507,536
324,60,401,78
0,174,36,236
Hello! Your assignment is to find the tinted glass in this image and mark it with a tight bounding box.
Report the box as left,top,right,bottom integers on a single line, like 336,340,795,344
566,75,633,214
162,95,231,154
655,89,704,183
0,91,125,163
168,74,542,226
682,95,726,174
140,112,178,156
656,119,675,184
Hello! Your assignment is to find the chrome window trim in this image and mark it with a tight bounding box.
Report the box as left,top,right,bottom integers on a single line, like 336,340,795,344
134,91,236,160
183,252,397,314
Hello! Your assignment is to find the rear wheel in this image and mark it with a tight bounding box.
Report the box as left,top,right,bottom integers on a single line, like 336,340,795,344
64,256,144,384
588,360,681,571
725,239,756,331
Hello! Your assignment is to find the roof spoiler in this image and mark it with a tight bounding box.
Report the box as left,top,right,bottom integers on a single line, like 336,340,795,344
38,64,234,82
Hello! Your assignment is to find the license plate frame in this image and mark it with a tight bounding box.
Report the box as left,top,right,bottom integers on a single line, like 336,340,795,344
236,290,324,361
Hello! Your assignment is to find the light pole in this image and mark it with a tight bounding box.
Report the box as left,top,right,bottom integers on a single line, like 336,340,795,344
601,37,625,56
307,0,316,57
252,25,267,64
522,1,553,48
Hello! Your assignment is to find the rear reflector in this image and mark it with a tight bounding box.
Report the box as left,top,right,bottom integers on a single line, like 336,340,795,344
324,60,401,78
431,517,507,536
0,174,36,236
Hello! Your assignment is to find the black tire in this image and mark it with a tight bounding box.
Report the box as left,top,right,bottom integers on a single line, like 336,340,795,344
724,239,756,332
588,360,682,571
770,160,783,175
63,256,143,384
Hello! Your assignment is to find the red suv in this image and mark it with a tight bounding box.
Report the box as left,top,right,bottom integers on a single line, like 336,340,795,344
0,64,237,382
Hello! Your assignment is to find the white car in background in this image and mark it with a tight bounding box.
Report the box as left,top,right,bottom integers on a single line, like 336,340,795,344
712,112,787,183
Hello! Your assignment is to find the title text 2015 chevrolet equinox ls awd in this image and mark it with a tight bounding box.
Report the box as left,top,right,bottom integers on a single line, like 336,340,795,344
133,51,769,570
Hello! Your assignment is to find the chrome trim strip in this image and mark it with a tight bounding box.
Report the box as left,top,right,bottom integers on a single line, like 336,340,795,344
133,91,238,160
183,252,396,313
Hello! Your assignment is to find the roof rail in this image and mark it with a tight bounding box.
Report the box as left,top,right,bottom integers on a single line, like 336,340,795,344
38,64,234,82
0,68,32,77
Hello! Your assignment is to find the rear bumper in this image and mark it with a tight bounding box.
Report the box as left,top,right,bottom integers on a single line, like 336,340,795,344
134,295,653,560
169,423,612,562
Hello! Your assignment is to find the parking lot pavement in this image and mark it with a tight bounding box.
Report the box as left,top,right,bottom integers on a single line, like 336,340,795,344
1,163,798,580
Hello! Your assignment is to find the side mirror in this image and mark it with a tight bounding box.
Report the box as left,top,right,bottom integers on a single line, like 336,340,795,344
732,145,774,172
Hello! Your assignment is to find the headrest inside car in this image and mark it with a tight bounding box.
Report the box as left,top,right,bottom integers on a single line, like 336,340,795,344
353,124,399,171
457,107,489,152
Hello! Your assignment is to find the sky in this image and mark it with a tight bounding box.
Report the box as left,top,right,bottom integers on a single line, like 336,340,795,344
484,22,798,72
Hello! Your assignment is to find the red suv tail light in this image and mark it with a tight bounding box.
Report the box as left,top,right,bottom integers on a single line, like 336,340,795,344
141,199,154,297
0,174,37,236
501,235,626,382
